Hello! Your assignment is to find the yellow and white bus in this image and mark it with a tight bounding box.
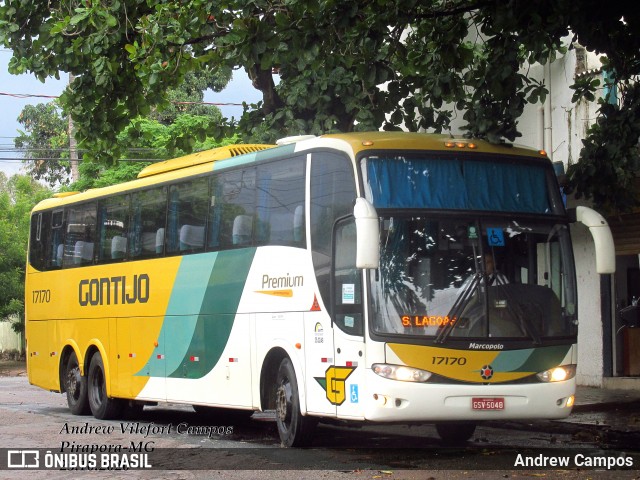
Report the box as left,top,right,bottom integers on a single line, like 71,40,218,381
25,132,615,446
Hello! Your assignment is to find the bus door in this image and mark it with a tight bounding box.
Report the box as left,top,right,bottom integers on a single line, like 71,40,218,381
331,217,366,419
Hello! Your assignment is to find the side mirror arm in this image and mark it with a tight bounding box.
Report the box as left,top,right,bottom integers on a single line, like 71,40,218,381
568,206,616,274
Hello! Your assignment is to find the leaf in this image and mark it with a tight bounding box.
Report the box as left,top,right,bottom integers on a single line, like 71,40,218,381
105,14,118,28
69,11,90,26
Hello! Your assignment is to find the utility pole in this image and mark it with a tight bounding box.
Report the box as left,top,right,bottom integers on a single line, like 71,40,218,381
68,72,79,182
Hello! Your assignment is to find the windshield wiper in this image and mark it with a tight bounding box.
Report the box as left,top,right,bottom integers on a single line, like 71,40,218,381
435,273,481,344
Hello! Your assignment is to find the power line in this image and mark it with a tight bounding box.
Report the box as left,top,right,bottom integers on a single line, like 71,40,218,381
0,147,156,153
0,92,59,100
0,91,245,107
0,157,166,163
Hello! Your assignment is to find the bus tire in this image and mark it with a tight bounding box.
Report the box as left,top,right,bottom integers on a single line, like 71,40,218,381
275,357,317,447
87,352,122,420
64,351,90,415
435,422,476,445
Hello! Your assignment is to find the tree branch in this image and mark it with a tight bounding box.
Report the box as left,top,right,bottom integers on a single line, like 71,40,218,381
411,0,494,20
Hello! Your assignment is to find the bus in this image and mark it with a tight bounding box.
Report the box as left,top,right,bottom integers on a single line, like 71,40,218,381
25,132,615,446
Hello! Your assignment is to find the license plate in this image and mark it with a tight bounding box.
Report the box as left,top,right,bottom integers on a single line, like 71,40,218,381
472,397,504,410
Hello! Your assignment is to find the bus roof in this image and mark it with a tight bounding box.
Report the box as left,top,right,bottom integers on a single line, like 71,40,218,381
136,144,273,178
300,132,546,159
32,132,548,212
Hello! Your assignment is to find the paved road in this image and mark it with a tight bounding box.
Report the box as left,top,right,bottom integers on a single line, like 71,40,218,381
1,376,638,479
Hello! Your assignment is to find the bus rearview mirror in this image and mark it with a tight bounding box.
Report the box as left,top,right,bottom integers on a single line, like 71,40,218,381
354,197,380,269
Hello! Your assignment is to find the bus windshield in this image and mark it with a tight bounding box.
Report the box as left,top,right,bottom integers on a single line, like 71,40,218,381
361,153,576,343
369,216,578,342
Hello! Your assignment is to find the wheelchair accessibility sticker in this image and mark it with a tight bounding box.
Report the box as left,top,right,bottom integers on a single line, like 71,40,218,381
350,384,359,403
487,228,505,247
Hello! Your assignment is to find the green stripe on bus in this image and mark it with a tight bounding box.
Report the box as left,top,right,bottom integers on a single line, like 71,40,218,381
167,248,256,378
491,345,571,373
136,248,256,379
135,253,218,377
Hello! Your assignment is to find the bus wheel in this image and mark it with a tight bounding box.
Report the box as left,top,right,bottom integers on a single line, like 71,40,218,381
87,352,122,420
275,358,317,447
64,351,90,415
435,422,476,445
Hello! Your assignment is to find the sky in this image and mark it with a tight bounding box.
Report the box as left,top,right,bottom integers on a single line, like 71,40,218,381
0,48,261,178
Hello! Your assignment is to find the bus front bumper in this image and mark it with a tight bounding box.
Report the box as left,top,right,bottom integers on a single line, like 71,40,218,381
360,370,576,422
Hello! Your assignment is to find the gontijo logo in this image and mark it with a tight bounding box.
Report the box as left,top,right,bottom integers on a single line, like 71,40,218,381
314,366,356,405
78,274,150,306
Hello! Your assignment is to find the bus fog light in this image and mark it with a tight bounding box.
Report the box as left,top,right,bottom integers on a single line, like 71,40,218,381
373,393,387,406
536,365,576,383
557,395,575,407
372,363,431,382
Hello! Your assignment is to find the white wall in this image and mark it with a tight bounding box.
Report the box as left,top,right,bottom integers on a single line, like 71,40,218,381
517,45,602,169
0,320,23,353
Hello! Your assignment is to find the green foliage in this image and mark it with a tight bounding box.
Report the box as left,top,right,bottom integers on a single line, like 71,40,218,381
1,1,639,210
15,102,71,187
0,174,51,330
15,75,228,187
567,82,640,213
570,76,601,104
149,69,232,125
71,117,239,190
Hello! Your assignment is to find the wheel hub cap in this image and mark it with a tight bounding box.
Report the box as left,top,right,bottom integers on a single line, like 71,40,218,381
276,385,287,421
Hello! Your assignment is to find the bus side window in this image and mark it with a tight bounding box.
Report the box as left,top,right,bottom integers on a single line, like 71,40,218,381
97,195,130,263
29,212,48,271
209,176,222,249
130,187,167,259
166,178,209,255
255,157,306,247
48,210,64,269
216,169,256,249
63,203,97,267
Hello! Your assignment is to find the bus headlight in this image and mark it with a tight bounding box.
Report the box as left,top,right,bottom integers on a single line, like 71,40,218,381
536,365,576,382
372,364,432,382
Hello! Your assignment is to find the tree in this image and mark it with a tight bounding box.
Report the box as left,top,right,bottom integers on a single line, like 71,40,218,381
14,67,229,187
71,117,238,191
15,102,70,187
1,1,638,211
150,68,232,125
0,173,51,333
